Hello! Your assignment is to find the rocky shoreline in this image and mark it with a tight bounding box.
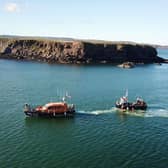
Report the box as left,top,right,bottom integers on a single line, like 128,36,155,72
0,37,166,66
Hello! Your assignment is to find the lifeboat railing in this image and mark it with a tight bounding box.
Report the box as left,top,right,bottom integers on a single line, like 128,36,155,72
23,104,37,112
68,104,75,111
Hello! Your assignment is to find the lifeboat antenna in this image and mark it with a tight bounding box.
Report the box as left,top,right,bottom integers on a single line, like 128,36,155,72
62,91,72,102
65,91,71,99
62,96,66,102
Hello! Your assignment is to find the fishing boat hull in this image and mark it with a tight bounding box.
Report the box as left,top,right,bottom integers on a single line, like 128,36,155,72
115,102,147,111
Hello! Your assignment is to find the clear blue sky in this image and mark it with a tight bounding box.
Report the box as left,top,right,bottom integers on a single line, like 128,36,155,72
0,0,168,45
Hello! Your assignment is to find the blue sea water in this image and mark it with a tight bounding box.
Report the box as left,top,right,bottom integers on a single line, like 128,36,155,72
0,49,168,168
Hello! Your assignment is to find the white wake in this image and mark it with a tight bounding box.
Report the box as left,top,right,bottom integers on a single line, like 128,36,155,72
145,108,168,118
77,107,168,118
77,107,116,115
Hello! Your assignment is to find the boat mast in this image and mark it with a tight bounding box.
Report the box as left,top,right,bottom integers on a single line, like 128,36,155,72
125,89,128,99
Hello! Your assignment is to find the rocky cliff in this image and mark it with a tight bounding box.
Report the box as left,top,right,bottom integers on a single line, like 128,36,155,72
0,38,165,64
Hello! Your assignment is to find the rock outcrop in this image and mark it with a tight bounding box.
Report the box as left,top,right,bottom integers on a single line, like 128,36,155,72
0,37,165,64
118,62,135,68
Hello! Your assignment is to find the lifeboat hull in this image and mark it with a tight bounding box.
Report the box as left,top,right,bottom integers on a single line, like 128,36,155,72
24,110,75,118
24,102,75,118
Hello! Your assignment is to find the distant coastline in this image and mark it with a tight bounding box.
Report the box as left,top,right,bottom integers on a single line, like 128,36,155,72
0,35,166,65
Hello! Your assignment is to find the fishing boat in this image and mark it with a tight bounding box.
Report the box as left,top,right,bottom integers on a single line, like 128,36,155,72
115,90,147,111
23,94,75,117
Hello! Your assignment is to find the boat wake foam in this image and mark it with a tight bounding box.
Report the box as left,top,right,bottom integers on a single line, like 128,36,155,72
77,107,168,118
77,108,116,115
145,108,168,118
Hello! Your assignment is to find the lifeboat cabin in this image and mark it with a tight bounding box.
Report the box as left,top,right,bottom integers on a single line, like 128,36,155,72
24,102,75,117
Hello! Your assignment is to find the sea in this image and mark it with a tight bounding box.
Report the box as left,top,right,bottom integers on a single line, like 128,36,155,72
0,49,168,168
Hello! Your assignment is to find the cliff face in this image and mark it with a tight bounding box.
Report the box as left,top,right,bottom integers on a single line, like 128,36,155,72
0,38,164,64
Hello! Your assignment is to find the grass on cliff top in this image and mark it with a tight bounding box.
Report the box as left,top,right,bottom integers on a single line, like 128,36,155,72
0,35,75,43
0,35,154,47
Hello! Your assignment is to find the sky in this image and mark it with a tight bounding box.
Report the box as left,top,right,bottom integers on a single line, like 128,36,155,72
0,0,168,45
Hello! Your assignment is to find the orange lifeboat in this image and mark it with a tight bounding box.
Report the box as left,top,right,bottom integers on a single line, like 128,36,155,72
41,102,68,113
24,101,75,117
